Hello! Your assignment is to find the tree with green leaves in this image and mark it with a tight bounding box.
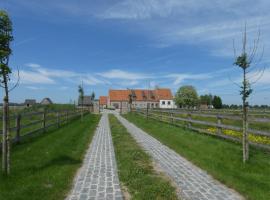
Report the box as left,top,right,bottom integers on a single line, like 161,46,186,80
200,94,213,106
212,96,222,109
233,25,265,163
0,10,19,175
175,85,199,108
78,85,84,121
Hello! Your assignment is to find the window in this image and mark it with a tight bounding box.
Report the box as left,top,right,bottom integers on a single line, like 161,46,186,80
168,101,171,105
162,101,165,105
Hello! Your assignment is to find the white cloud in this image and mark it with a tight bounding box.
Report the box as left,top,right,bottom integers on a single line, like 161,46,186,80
20,63,107,86
249,68,270,85
119,80,139,87
98,69,152,80
82,75,108,86
167,73,211,85
25,63,42,68
25,86,41,90
20,70,55,84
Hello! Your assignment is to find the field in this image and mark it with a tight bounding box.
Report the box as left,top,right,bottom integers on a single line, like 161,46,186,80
0,114,100,200
124,112,270,200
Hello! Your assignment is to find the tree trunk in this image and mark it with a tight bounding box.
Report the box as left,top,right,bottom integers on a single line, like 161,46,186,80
242,69,249,163
2,87,10,174
2,97,8,174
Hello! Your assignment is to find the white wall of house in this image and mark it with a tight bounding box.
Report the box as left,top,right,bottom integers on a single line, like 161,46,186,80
159,100,175,109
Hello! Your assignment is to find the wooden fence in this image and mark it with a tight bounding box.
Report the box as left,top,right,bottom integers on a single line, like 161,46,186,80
0,109,88,145
135,108,270,151
154,108,270,118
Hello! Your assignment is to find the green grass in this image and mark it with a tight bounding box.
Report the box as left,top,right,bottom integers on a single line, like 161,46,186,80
0,114,100,200
124,112,270,200
109,114,178,200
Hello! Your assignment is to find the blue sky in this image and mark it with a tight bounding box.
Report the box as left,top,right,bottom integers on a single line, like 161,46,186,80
0,0,270,105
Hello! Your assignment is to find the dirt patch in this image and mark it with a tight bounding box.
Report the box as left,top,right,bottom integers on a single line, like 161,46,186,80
120,183,131,200
152,161,182,199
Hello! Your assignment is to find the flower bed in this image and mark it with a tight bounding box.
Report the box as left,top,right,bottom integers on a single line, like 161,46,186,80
206,127,270,145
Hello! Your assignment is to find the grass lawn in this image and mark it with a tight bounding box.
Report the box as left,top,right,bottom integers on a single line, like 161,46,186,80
109,114,178,200
124,112,270,200
0,114,100,200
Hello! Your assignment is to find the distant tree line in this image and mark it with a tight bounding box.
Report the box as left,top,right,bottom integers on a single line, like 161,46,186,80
174,85,269,110
174,85,223,109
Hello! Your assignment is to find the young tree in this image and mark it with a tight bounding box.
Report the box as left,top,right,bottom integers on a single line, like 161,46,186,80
233,25,265,163
0,10,19,175
175,85,199,108
212,96,222,109
78,85,84,121
91,92,95,101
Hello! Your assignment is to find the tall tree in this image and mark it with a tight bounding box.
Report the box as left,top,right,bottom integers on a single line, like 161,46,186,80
0,10,19,175
233,25,265,163
212,96,222,109
78,85,84,121
200,94,213,106
175,85,199,108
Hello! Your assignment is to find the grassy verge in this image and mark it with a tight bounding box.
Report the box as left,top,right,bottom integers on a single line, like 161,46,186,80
124,112,270,200
0,114,100,200
109,114,178,200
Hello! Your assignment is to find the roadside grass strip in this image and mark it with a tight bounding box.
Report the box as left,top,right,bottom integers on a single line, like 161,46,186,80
124,112,270,200
0,114,100,200
109,114,178,200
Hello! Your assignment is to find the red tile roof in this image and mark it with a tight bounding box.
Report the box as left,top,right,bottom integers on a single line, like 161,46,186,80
155,88,173,100
99,96,108,105
109,90,130,101
108,88,173,102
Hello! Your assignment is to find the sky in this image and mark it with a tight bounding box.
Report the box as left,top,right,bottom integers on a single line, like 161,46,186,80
0,0,270,105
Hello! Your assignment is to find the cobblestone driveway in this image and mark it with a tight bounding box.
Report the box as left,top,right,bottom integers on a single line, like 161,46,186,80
114,113,243,200
67,113,123,200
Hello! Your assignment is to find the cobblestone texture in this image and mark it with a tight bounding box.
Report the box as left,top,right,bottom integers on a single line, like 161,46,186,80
67,113,123,200
114,113,244,200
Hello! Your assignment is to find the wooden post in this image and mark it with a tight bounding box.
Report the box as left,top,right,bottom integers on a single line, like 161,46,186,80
66,111,68,123
146,104,149,120
170,112,173,124
15,114,21,144
43,110,46,133
120,101,122,114
57,112,60,128
243,104,249,161
217,115,222,135
187,113,192,129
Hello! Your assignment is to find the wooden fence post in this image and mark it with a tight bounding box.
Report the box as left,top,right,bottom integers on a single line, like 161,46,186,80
217,115,222,135
146,105,149,120
57,112,60,128
170,112,174,124
15,114,21,143
66,110,68,123
43,110,46,133
187,113,192,129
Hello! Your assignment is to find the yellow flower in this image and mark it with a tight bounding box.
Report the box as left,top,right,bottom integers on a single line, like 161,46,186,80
205,127,270,145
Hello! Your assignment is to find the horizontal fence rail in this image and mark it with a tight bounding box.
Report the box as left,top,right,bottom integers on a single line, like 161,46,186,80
153,109,270,122
0,109,89,146
135,108,270,151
